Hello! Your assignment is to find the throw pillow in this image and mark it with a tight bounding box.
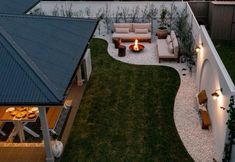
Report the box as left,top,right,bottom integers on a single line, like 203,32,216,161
115,28,129,33
170,30,176,40
133,23,151,32
113,23,132,32
166,35,172,44
168,42,174,54
198,90,208,105
135,28,148,34
172,39,179,55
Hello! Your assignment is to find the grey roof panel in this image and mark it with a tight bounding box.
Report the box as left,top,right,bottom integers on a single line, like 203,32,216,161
0,0,39,14
0,34,58,104
0,15,97,105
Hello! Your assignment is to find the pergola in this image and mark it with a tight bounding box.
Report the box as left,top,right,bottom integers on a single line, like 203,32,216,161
0,14,97,161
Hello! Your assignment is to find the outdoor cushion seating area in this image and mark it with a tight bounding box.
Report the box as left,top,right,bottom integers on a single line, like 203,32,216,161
196,90,211,129
112,23,152,42
157,30,179,63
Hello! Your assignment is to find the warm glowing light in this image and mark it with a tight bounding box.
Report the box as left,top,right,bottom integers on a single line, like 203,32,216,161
212,93,219,100
195,42,203,54
133,39,139,51
211,88,222,100
195,47,200,53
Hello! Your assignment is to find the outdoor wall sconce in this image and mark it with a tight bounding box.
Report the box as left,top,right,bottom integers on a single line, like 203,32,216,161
195,46,201,53
211,88,223,100
195,43,203,53
220,106,227,110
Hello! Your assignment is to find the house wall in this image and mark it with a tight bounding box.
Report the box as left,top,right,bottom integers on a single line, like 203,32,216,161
196,25,235,161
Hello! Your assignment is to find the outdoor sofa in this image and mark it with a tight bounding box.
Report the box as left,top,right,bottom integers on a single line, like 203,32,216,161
112,23,151,42
157,30,179,63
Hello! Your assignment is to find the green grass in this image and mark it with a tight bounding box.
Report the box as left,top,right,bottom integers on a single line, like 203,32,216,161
61,38,193,162
214,40,235,83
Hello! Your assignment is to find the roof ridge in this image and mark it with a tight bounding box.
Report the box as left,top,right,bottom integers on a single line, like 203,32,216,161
0,25,61,101
0,13,97,22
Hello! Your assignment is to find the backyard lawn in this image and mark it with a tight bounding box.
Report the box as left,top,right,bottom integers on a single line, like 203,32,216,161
215,40,235,83
62,38,193,162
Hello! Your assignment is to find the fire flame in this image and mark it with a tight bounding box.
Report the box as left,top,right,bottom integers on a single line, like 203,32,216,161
133,39,139,51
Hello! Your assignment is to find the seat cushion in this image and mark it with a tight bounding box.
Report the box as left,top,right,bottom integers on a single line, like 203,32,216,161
172,38,179,55
157,39,176,58
112,32,151,40
135,28,148,34
133,23,151,32
168,42,174,53
166,35,172,44
116,28,129,33
113,23,132,32
198,90,208,105
170,30,176,40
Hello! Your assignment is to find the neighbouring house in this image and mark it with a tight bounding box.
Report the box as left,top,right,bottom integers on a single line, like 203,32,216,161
0,1,97,162
189,1,235,40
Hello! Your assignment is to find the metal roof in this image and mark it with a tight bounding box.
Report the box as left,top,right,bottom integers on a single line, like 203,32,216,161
0,14,97,105
0,0,40,14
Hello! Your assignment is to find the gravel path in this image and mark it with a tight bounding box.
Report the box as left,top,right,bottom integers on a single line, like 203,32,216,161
94,34,219,162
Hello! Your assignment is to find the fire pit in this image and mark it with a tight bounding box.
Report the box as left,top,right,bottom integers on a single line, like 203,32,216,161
129,39,145,52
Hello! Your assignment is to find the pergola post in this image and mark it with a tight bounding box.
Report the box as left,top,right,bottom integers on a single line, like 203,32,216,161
39,106,54,162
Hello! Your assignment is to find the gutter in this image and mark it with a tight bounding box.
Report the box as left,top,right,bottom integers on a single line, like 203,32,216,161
24,0,41,14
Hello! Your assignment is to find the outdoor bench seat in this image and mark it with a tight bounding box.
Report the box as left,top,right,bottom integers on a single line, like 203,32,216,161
196,90,211,129
112,23,152,42
157,30,179,63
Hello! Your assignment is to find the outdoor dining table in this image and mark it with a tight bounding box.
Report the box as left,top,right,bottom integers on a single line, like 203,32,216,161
0,107,40,142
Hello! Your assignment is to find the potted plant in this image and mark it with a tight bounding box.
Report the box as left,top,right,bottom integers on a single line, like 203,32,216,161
156,7,169,39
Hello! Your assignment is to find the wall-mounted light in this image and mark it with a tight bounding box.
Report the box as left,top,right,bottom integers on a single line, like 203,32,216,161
195,46,201,53
195,43,203,53
211,88,222,100
220,106,227,110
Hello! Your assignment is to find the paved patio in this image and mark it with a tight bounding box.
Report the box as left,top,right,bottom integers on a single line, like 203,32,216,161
94,34,218,161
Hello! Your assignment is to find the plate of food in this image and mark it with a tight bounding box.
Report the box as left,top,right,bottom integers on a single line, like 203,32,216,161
31,107,38,112
16,107,26,112
6,107,15,113
10,111,18,116
27,112,36,119
15,111,27,119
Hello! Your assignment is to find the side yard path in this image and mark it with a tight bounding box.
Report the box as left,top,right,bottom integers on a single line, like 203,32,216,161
61,38,193,162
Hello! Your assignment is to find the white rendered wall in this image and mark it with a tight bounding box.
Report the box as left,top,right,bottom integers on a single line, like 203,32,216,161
32,1,186,18
196,26,235,161
186,3,200,43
